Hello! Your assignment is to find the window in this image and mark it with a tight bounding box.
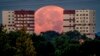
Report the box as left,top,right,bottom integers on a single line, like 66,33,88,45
83,30,85,32
76,14,78,16
9,22,10,23
86,17,88,19
80,27,82,29
76,27,79,29
83,14,85,16
83,17,85,19
9,28,10,30
86,14,88,16
76,18,79,19
12,22,14,23
77,21,79,22
9,18,10,20
86,10,88,12
93,27,95,29
12,28,14,30
12,18,14,20
8,15,10,17
12,15,14,17
86,27,88,29
86,21,88,23
86,30,88,32
80,17,82,19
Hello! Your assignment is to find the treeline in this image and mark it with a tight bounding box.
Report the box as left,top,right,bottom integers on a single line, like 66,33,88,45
0,27,100,56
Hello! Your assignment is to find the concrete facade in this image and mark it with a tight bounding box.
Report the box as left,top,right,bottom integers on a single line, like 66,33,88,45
2,10,35,34
63,9,95,39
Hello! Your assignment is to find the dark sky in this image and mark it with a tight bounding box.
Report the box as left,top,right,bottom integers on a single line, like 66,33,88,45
0,0,100,33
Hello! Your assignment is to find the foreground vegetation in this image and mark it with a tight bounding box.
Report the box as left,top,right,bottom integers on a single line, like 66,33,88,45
0,26,100,56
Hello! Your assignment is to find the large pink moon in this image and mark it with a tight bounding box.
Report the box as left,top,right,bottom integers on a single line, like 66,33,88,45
35,5,64,34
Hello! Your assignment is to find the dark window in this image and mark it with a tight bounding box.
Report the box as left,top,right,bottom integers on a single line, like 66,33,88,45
86,14,88,16
86,21,88,23
83,14,85,16
9,22,10,23
86,30,88,32
8,15,10,17
12,22,14,23
76,27,79,29
76,14,78,16
86,27,88,29
80,27,82,29
86,17,88,19
12,28,14,30
83,17,85,19
9,18,10,20
12,15,14,17
83,30,85,32
12,18,14,20
86,10,88,12
9,28,10,30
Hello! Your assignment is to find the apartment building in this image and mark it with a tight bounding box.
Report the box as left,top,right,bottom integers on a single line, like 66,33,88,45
2,9,95,39
63,9,95,39
2,10,35,34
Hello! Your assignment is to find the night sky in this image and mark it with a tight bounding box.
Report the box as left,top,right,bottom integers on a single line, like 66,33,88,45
0,0,100,33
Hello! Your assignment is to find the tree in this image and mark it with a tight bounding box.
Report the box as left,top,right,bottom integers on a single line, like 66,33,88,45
15,29,36,56
52,34,70,56
64,30,88,40
41,31,60,41
32,33,55,56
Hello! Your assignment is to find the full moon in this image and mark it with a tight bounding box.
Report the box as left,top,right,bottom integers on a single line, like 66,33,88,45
35,5,64,34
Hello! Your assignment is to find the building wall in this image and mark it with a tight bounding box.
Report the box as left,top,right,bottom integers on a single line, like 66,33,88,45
2,11,15,32
63,9,95,39
14,10,35,34
2,9,95,39
63,10,75,32
2,10,35,34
